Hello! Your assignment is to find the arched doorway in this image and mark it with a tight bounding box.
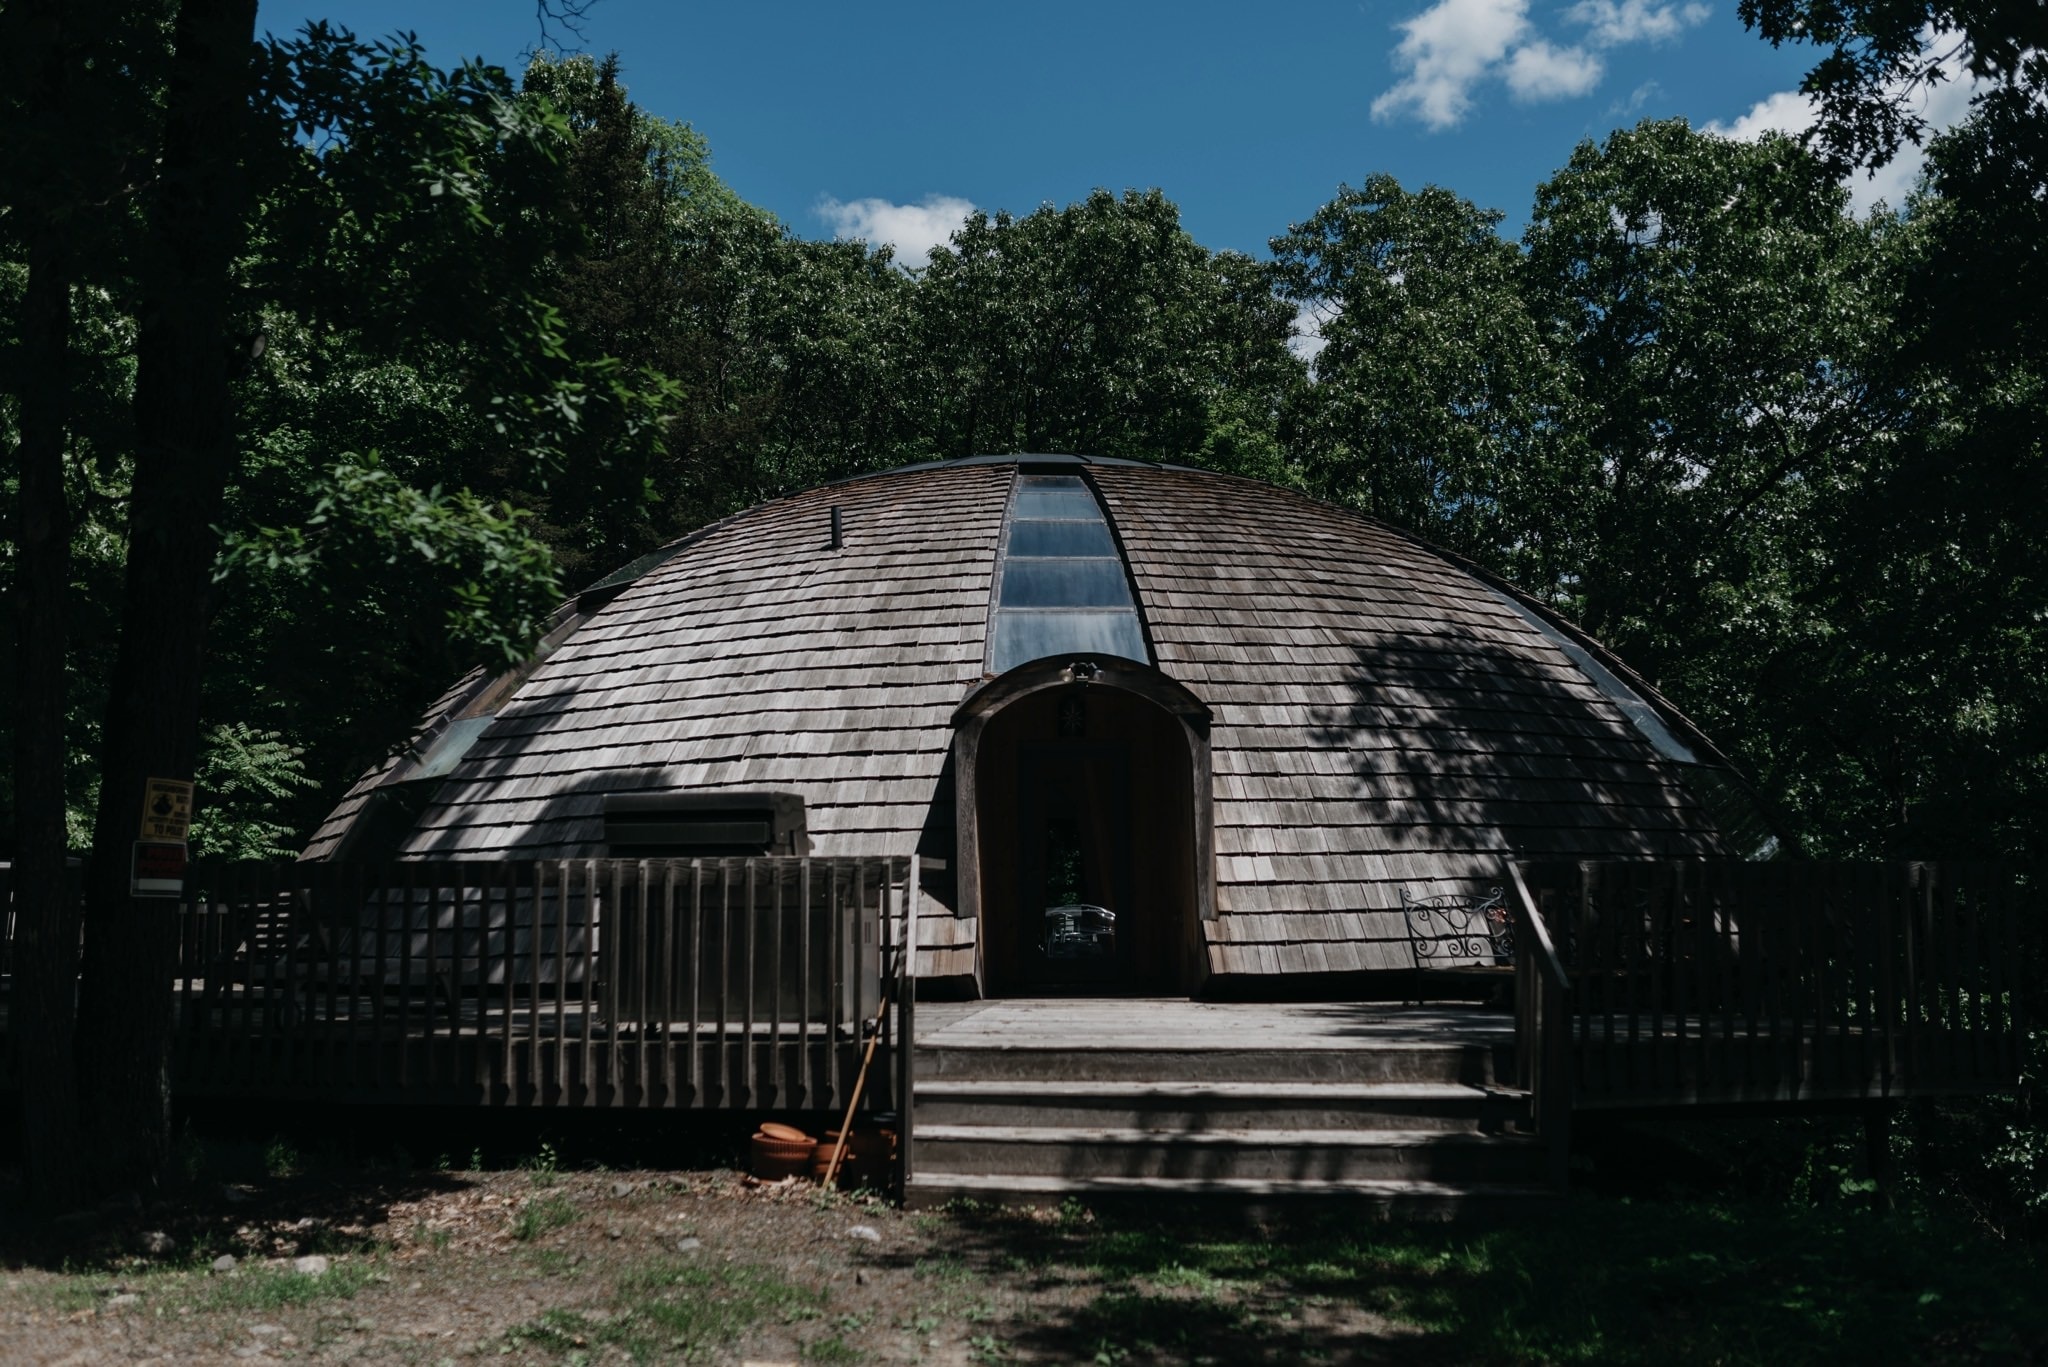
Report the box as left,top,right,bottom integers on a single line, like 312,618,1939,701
953,657,1213,996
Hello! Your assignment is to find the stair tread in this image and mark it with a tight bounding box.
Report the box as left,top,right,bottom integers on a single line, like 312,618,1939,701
907,1172,1553,1199
916,1039,1483,1052
917,1124,1536,1147
915,1080,1512,1100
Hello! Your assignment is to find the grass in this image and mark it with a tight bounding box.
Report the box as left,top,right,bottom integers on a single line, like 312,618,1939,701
187,1258,376,1313
938,1195,2048,1366
510,1192,581,1242
32,1256,376,1322
505,1258,828,1363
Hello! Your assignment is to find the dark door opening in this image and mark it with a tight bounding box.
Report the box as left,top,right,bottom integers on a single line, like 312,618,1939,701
976,684,1197,995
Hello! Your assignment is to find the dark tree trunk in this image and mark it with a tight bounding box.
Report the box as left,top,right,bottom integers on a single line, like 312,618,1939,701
3,0,101,1214
10,231,86,1213
74,0,258,1195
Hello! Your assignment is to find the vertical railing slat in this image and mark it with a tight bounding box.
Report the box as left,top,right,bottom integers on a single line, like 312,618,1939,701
657,861,676,1108
770,859,786,1107
744,858,757,1106
687,860,702,1105
716,860,732,1106
532,864,548,1098
829,859,845,1111
583,860,602,1105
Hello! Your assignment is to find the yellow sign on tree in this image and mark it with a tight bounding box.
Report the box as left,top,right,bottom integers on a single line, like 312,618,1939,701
140,777,194,842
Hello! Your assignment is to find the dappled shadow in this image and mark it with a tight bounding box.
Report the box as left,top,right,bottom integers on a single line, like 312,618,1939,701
874,1202,1479,1365
0,1163,467,1273
471,764,678,858
1306,627,1721,896
872,1194,2048,1366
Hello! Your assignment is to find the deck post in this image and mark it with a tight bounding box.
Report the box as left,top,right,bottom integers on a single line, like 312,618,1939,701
900,854,920,1194
1507,861,1573,1193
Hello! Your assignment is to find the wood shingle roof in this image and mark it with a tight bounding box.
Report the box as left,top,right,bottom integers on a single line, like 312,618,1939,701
305,456,1731,981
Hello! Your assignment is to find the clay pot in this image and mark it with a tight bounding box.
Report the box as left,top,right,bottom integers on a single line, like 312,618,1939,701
810,1128,899,1187
750,1129,816,1180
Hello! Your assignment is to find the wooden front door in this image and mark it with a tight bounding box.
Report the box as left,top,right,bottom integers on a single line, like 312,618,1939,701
1013,739,1134,990
976,685,1197,995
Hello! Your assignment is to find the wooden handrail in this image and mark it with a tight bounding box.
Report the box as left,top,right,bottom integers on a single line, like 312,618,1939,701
1505,860,1573,1192
1506,862,1571,993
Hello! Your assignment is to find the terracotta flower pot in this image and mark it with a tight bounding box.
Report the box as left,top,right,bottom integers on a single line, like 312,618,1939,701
750,1129,816,1180
810,1128,899,1186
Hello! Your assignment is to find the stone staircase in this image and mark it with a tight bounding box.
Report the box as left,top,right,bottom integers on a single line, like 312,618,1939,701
904,1007,1557,1216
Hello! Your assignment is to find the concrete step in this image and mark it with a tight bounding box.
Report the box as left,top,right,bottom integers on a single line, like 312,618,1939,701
904,1171,1559,1219
914,1124,1548,1185
913,1079,1527,1132
912,1041,1510,1087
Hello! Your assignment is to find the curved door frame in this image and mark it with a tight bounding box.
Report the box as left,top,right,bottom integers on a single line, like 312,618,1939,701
952,654,1217,994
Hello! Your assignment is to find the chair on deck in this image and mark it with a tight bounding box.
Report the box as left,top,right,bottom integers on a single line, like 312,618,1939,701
1400,885,1514,1003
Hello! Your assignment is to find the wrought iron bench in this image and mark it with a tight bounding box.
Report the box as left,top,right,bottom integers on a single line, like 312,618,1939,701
1400,885,1514,1001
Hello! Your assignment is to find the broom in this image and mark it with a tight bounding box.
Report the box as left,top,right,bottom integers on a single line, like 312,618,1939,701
821,961,896,1190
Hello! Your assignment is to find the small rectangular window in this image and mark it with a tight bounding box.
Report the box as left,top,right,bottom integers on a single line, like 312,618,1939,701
1015,487,1105,519
990,611,1149,674
1008,519,1117,557
1000,558,1135,608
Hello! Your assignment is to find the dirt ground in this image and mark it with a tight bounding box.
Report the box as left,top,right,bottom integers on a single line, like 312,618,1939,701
0,1165,1421,1366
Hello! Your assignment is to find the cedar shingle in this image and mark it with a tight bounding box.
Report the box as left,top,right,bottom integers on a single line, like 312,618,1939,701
307,458,1733,977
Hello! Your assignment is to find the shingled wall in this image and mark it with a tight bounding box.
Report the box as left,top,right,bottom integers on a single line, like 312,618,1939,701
1091,465,1724,976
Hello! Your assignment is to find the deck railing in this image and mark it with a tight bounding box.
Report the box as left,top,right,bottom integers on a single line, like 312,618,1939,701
0,857,914,1110
1503,864,1573,1189
1513,860,2033,1112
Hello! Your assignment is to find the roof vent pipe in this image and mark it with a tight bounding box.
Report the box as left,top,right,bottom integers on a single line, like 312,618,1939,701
829,505,842,551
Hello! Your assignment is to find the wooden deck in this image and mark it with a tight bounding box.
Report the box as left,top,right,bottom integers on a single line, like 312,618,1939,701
918,999,1514,1051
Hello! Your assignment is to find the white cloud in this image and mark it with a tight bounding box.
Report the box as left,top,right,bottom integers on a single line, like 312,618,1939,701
815,194,975,270
1289,302,1331,367
1608,79,1663,118
1705,31,1988,215
1705,88,1817,142
1372,0,1531,130
1506,41,1605,101
1566,0,1710,47
1371,0,1699,128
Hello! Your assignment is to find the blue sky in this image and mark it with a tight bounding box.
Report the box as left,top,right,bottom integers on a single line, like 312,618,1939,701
258,1,1960,265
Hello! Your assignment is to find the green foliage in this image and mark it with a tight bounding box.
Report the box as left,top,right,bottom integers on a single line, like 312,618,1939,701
1271,174,1560,560
188,723,317,860
221,455,561,670
918,188,1302,468
1738,0,2045,175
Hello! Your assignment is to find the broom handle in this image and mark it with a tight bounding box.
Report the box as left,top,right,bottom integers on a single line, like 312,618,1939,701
823,967,893,1189
822,1029,881,1189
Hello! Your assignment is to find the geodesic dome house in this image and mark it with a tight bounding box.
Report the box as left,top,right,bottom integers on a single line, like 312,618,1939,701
306,454,1767,997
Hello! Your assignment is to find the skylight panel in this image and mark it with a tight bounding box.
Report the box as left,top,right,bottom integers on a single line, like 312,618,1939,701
987,473,1151,676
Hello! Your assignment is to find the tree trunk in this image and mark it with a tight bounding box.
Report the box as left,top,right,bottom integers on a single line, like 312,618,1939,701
10,230,86,1213
74,0,258,1195
3,0,105,1215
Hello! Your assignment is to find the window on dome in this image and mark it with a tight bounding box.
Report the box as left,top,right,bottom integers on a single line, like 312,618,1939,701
988,473,1151,674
